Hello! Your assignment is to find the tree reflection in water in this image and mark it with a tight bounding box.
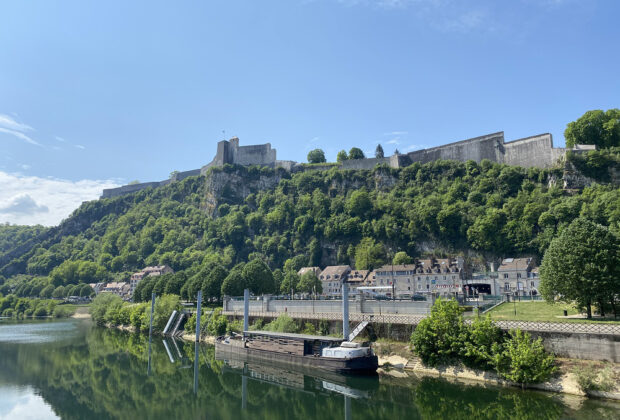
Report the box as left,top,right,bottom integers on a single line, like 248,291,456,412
0,322,618,420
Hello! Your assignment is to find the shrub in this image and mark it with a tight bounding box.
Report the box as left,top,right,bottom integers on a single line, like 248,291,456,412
249,318,264,331
410,298,467,367
130,304,147,331
574,364,616,392
33,307,48,317
2,308,14,317
491,329,556,386
227,319,244,334
319,319,330,336
52,305,74,318
300,322,316,335
206,308,228,336
264,313,298,333
90,293,124,325
462,315,504,370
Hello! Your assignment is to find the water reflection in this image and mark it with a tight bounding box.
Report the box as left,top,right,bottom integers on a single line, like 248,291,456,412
0,319,618,420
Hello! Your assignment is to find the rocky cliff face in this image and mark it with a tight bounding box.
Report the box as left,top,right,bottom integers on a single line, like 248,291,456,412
203,167,287,216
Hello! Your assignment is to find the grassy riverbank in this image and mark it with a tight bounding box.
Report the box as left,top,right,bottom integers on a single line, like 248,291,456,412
486,301,620,323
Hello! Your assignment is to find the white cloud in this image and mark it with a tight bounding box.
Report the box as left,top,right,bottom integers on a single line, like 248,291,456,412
20,164,31,170
74,144,86,150
55,136,66,142
0,387,59,420
0,171,121,226
0,114,41,146
386,137,400,145
383,131,408,136
0,114,33,132
0,194,49,215
0,127,41,146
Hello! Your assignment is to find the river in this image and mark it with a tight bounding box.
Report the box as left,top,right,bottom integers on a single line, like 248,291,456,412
0,319,618,420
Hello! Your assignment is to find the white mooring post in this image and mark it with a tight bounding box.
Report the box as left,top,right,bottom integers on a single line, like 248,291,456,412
148,292,156,338
342,281,350,340
243,289,249,332
195,290,202,342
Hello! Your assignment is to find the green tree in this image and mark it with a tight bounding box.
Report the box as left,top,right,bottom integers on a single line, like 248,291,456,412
336,150,348,163
242,259,275,295
280,271,300,295
297,270,322,294
564,109,620,149
410,298,467,367
491,329,556,387
540,218,620,318
201,264,227,300
221,265,247,296
307,149,326,164
51,286,66,299
346,189,372,217
39,284,54,298
348,147,365,160
354,238,385,270
90,293,123,326
393,251,413,265
375,144,384,158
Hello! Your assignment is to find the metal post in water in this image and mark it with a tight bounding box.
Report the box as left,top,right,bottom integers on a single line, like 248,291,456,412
148,292,156,338
342,281,350,340
193,341,199,394
344,395,351,420
242,371,247,410
195,290,202,342
147,333,153,376
243,288,249,332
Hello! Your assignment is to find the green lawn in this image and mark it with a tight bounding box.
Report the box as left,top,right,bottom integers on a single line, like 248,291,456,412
486,301,620,323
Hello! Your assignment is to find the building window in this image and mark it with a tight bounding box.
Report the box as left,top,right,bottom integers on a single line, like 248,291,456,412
531,281,535,287
504,282,510,291
503,274,509,279
517,273,522,279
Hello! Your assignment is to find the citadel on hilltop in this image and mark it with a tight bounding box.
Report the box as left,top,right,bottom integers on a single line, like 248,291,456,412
101,131,594,199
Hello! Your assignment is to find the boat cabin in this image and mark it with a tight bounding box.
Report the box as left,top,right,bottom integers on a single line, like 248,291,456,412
243,330,344,356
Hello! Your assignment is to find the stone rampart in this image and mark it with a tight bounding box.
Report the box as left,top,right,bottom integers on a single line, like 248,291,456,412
407,132,503,165
503,133,565,168
101,131,580,199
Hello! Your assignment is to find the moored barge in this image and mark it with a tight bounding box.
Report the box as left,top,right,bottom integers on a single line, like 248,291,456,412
215,330,378,374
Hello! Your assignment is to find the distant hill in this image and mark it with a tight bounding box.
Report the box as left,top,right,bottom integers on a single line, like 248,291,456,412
1,153,618,299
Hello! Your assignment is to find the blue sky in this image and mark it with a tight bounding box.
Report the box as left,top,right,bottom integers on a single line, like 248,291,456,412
1,0,619,225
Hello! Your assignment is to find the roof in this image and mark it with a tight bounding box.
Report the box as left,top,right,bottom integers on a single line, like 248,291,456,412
498,258,533,271
347,270,369,282
376,264,417,272
319,265,351,279
244,330,344,342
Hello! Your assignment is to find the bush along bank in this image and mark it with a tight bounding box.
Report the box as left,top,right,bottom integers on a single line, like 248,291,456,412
0,294,76,318
410,298,557,389
89,293,180,333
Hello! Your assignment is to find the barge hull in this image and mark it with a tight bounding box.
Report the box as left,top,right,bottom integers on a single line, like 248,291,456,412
215,341,378,374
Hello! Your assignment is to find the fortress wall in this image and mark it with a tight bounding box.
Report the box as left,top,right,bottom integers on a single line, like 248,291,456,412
101,182,161,198
172,169,201,181
341,157,390,170
503,134,564,168
407,132,503,165
233,144,276,166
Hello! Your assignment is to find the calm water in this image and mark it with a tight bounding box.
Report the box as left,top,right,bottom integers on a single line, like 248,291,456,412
0,319,618,420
